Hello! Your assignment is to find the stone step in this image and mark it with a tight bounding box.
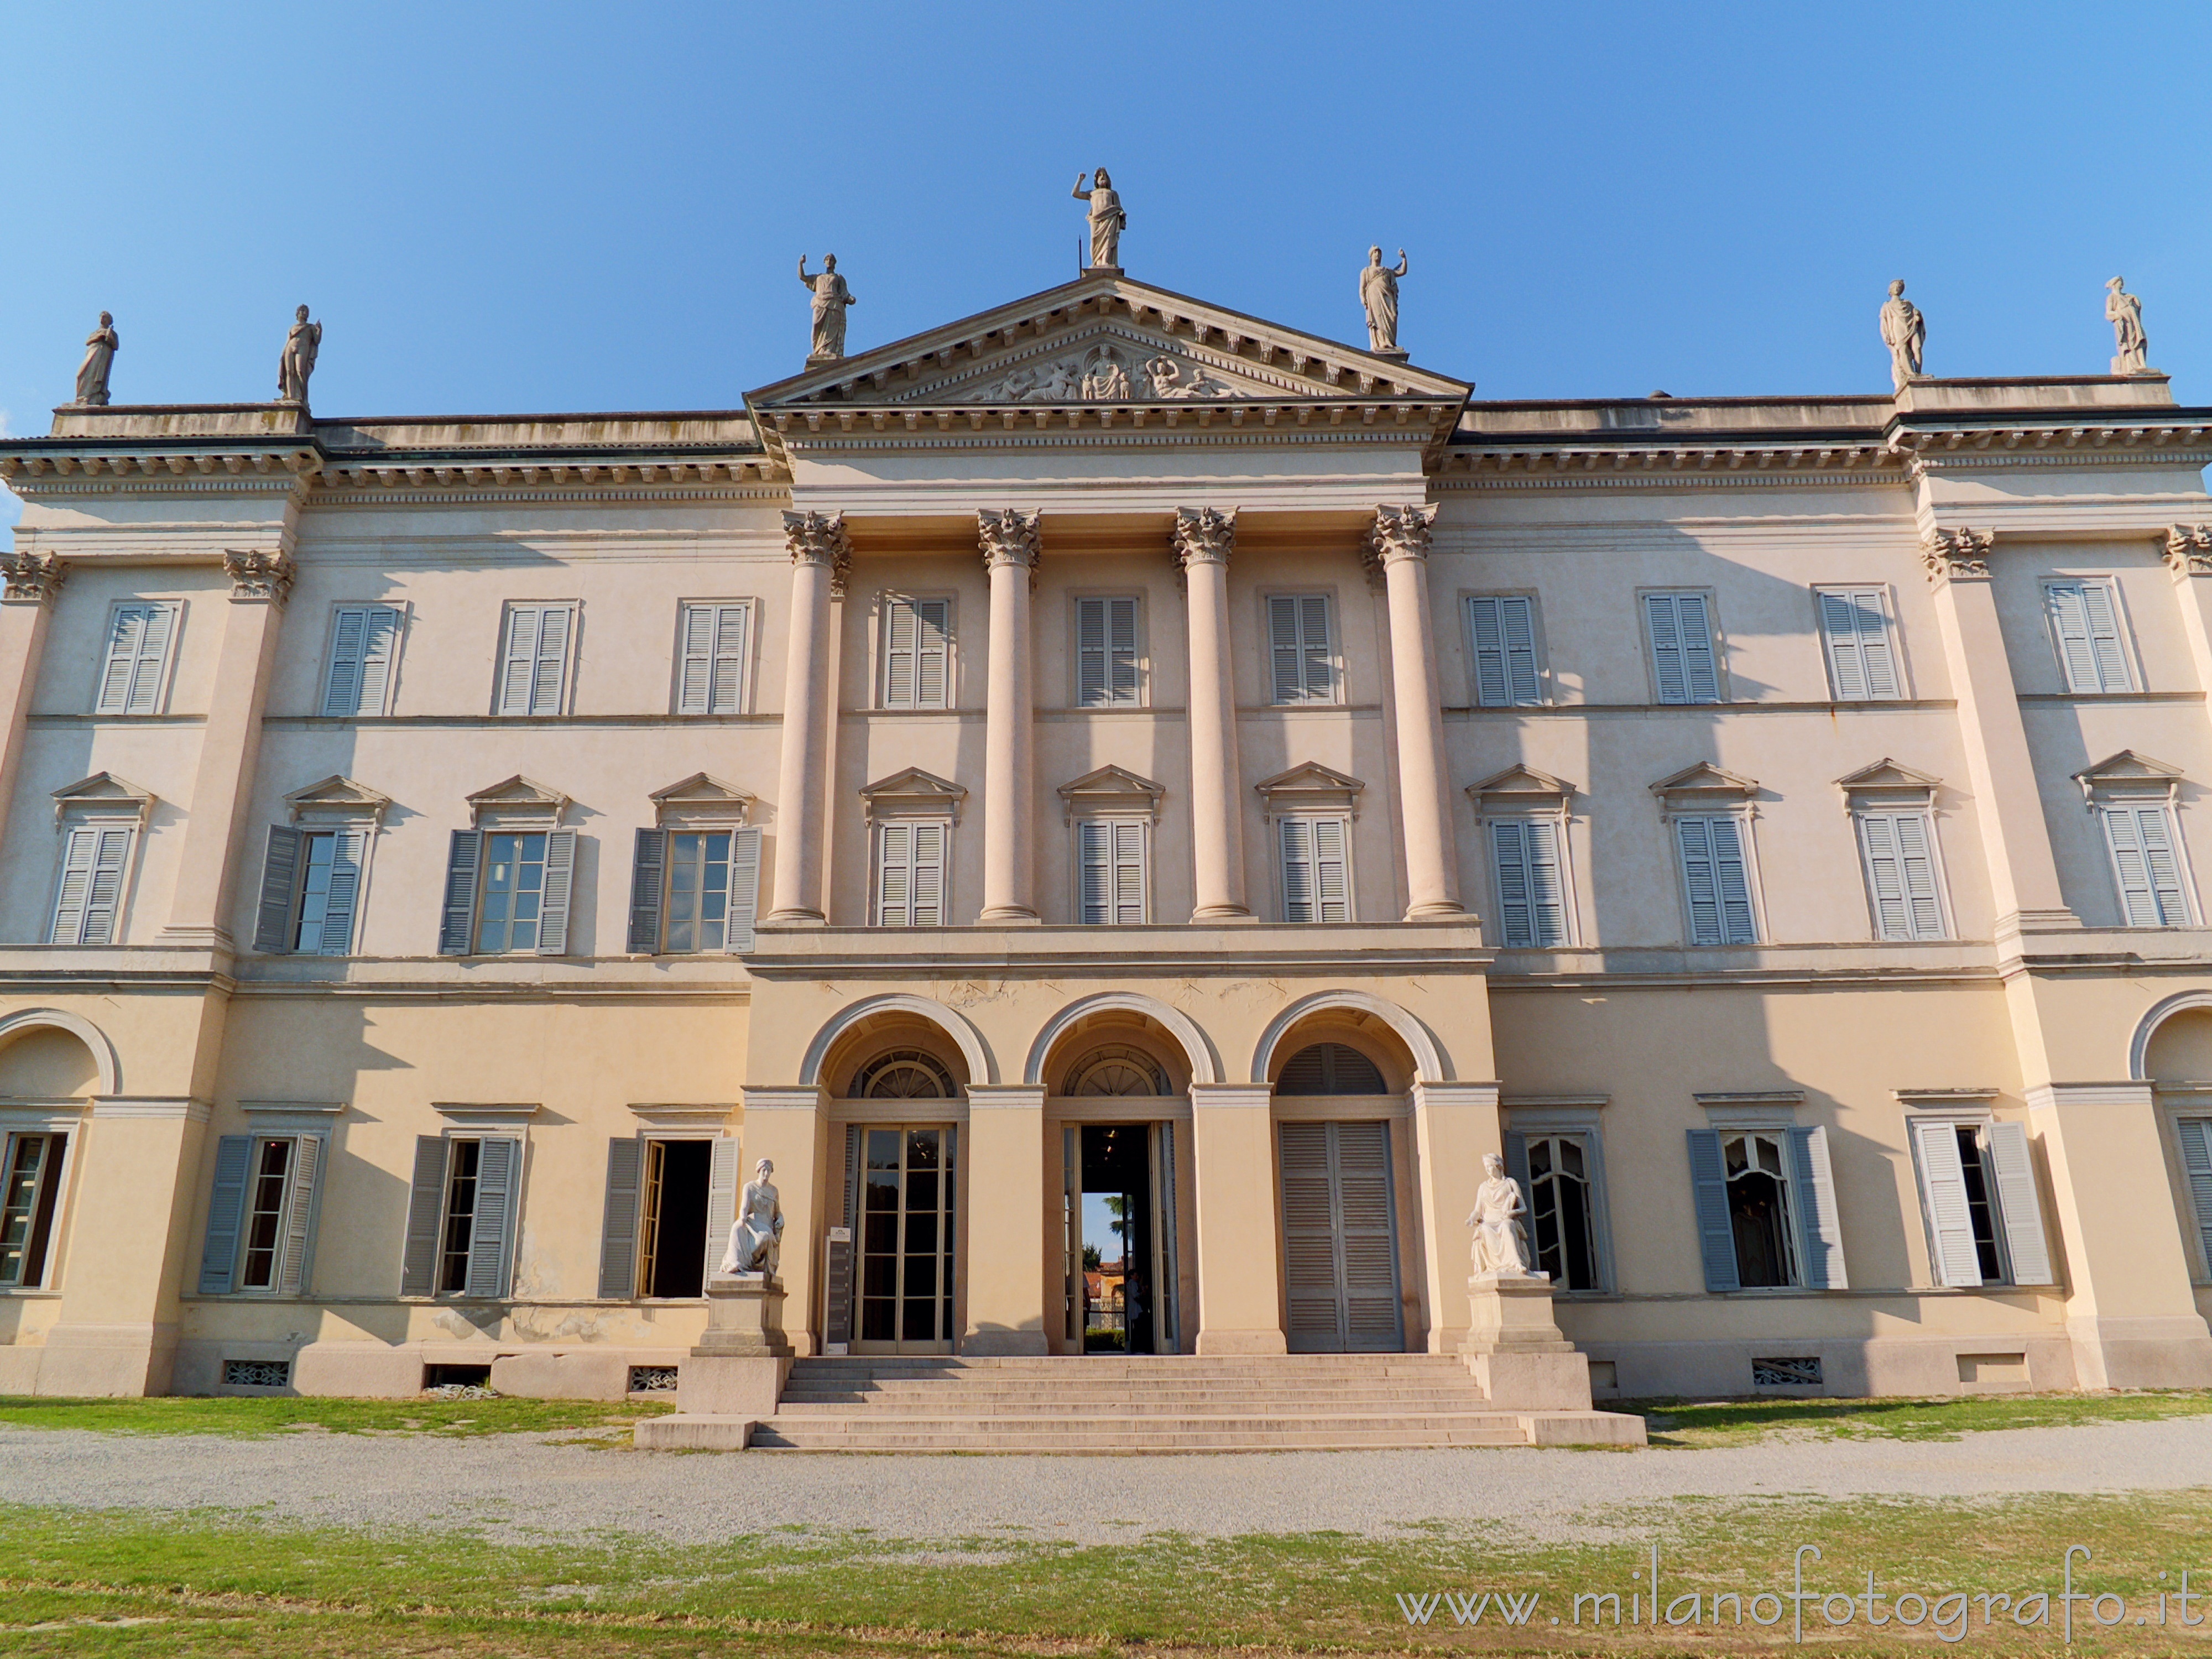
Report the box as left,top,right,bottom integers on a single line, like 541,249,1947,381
775,1390,1494,1411
749,1416,1538,1451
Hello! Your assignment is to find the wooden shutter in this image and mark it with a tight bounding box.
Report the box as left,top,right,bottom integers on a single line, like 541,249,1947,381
463,1136,521,1299
496,605,541,714
1644,592,1719,704
1467,595,1540,707
724,827,763,952
96,602,178,716
1155,1120,1179,1351
2105,806,2190,926
535,830,577,954
2177,1119,2212,1279
52,826,133,946
1787,1124,1848,1290
877,822,912,925
50,828,100,945
597,1136,643,1299
1490,818,1566,948
627,828,667,954
1279,817,1315,922
399,1135,450,1296
1675,815,1756,945
1984,1121,2054,1285
437,831,482,954
702,1135,740,1285
1076,596,1140,707
324,604,402,717
497,604,573,715
315,830,367,956
1859,814,1916,940
913,598,950,707
910,822,945,925
1267,594,1335,703
2078,580,2131,691
1336,1121,1403,1350
1279,1122,1340,1348
197,1134,253,1295
1818,589,1900,701
883,600,917,706
677,602,750,716
1313,818,1350,922
1911,1118,1983,1287
2048,581,2130,693
1685,1129,1741,1291
253,826,304,953
1077,820,1146,924
274,1135,324,1296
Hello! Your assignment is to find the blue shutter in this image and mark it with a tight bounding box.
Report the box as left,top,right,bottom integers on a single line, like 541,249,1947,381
703,1135,742,1284
399,1136,448,1296
1787,1125,1848,1290
597,1136,643,1299
627,828,666,954
535,830,577,955
253,826,303,954
463,1137,521,1299
317,830,367,956
275,1134,325,1296
438,832,482,955
1984,1121,2054,1286
197,1134,253,1295
1686,1129,1740,1291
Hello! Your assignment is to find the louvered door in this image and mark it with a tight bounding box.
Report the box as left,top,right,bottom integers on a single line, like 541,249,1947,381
1279,1120,1404,1352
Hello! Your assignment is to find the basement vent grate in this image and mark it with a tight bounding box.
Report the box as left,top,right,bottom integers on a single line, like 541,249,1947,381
1751,1356,1823,1388
223,1359,291,1389
628,1365,680,1392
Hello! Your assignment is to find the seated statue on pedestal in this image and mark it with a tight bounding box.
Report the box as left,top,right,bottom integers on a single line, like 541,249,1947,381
719,1157,785,1278
1467,1151,1538,1279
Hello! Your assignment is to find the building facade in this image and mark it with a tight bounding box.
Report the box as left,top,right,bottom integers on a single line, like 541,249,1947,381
4,268,2212,1405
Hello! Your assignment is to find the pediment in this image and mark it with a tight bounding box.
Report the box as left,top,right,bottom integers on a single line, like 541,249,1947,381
1255,761,1365,815
748,273,1469,414
2075,749,2185,799
1057,765,1166,821
1834,758,1943,798
1468,764,1577,806
284,775,393,822
649,773,756,808
51,771,156,826
859,766,967,822
465,775,570,821
1650,761,1760,799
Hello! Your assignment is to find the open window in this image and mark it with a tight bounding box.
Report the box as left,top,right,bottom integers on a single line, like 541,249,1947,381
437,777,578,956
627,775,763,954
253,777,393,956
198,1130,327,1296
0,1130,69,1289
598,1133,738,1300
1687,1118,1847,1292
1907,1112,2054,1288
399,1120,529,1300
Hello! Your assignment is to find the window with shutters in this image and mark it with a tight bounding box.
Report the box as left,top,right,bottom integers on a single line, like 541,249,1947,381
598,1133,736,1302
1518,1133,1602,1291
477,833,551,952
674,601,753,715
874,820,950,926
2100,803,2196,926
1815,587,1904,701
1278,816,1353,923
1075,818,1148,925
1463,594,1545,707
879,596,953,709
438,1139,484,1295
1488,817,1572,947
320,603,405,717
47,822,137,945
493,602,578,716
195,1132,323,1297
1854,810,1951,941
398,1132,521,1300
0,1131,68,1288
1907,1117,2054,1288
2043,578,2136,695
1721,1130,1799,1287
1673,814,1760,945
1279,1120,1402,1352
2174,1117,2212,1280
93,601,182,716
1073,595,1143,707
252,826,371,955
1688,1121,1848,1293
1266,593,1339,704
1640,590,1724,705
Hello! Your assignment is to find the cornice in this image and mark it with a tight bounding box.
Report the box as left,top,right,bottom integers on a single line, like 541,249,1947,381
765,401,1458,454
1886,418,2212,475
1437,442,1905,491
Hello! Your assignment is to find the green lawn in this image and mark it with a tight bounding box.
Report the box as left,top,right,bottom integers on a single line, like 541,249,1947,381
0,1392,672,1438
1624,1387,2212,1447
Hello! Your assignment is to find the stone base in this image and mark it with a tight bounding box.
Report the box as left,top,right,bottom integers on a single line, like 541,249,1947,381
635,1413,755,1451
1459,1272,1593,1412
1195,1327,1290,1356
2067,1314,2212,1391
33,1322,176,1397
695,1274,793,1359
677,1354,791,1418
1522,1411,1647,1448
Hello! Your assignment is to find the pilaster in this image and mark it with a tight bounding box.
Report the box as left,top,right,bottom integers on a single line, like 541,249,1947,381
1173,508,1254,922
961,1084,1048,1352
977,510,1040,925
2163,525,2212,707
1369,505,1464,920
766,512,847,924
1409,1079,1501,1354
734,1085,829,1355
1187,1083,1283,1353
0,551,65,872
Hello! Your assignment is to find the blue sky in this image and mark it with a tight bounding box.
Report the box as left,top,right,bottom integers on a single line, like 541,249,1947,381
5,1,2209,528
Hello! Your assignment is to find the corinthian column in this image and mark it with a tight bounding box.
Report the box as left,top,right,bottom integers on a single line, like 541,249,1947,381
1371,505,1464,919
1174,508,1253,921
978,509,1041,924
766,510,848,923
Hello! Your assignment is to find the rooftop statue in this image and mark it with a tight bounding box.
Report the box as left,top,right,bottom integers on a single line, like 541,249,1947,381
1073,168,1126,272
799,254,855,363
278,305,322,405
1360,247,1408,354
74,312,118,407
1879,280,1924,391
2107,276,2151,375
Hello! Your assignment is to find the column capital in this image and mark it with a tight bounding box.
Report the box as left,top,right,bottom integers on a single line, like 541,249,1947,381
783,508,853,597
977,507,1041,589
1364,502,1437,580
2166,523,2212,577
223,547,294,606
1171,505,1237,569
0,550,65,606
1921,526,1992,586
1188,1083,1271,1110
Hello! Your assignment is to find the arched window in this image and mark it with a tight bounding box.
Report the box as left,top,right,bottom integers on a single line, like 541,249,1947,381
1062,1045,1171,1096
851,1049,957,1099
1274,1041,1386,1095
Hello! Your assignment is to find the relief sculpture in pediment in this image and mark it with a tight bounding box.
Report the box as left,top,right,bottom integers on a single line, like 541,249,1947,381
962,343,1243,404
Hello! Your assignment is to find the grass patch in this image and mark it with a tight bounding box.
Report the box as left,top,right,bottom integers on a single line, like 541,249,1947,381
1625,1386,2212,1448
0,1394,675,1439
5,1491,2212,1653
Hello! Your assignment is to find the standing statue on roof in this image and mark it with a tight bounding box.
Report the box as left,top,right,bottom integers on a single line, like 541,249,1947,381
277,305,322,405
1879,280,1924,391
799,254,855,363
74,312,119,406
1073,168,1126,271
2106,277,2151,375
1360,246,1408,354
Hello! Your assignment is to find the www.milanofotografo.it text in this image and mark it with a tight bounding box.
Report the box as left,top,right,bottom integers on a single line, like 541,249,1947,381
1395,1547,2212,1644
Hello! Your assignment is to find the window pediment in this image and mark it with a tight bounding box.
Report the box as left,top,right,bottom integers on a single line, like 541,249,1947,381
465,775,570,828
1057,764,1165,824
284,775,392,826
2075,749,2185,803
1835,758,1942,808
860,766,966,823
51,771,156,829
1650,761,1759,810
1255,761,1364,818
1469,764,1575,811
649,772,755,827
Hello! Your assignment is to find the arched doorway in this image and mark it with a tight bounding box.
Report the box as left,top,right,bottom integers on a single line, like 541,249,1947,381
0,1018,103,1293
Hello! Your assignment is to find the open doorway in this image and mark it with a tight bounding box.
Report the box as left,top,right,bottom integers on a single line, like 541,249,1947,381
1066,1123,1177,1354
638,1139,711,1299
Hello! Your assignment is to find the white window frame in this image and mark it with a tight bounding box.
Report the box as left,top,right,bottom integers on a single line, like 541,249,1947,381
1639,589,1725,706
878,594,955,710
873,818,952,927
2042,577,2137,696
1504,1107,1613,1293
1074,816,1150,925
672,599,755,716
1814,585,1906,702
1670,811,1763,946
1852,807,1953,941
1072,593,1145,708
319,602,407,718
47,818,139,946
1906,1111,2054,1290
492,601,580,717
1264,592,1342,706
1276,815,1354,924
93,599,183,717
1463,592,1546,708
1485,813,1575,948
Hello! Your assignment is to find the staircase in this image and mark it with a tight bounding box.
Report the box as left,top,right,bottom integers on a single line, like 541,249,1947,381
732,1353,1630,1451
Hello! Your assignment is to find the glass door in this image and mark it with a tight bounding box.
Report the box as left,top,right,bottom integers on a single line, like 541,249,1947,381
856,1125,957,1353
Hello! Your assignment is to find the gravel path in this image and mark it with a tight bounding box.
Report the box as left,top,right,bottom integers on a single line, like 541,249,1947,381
5,1418,2211,1547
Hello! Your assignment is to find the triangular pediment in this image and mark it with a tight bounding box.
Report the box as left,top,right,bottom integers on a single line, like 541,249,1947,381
51,771,156,825
1254,761,1365,814
466,775,570,819
1834,758,1943,797
2075,750,2185,799
284,775,393,821
859,766,967,822
649,773,755,808
1468,764,1577,805
1650,761,1760,798
1057,765,1166,820
748,273,1470,414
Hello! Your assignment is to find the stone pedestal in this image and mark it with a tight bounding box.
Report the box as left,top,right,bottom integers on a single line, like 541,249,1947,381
695,1274,793,1359
1459,1271,1593,1411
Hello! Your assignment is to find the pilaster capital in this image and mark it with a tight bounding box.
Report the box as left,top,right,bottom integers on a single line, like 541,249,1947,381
977,508,1041,589
782,509,853,597
740,1084,827,1113
1187,1082,1271,1111
1411,1080,1501,1111
1171,505,1237,570
1920,526,1992,585
0,550,66,605
223,547,295,606
1364,503,1437,585
2166,524,2212,577
966,1083,1046,1110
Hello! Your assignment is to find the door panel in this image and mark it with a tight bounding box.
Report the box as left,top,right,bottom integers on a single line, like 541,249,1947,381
855,1124,958,1353
1280,1120,1405,1352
